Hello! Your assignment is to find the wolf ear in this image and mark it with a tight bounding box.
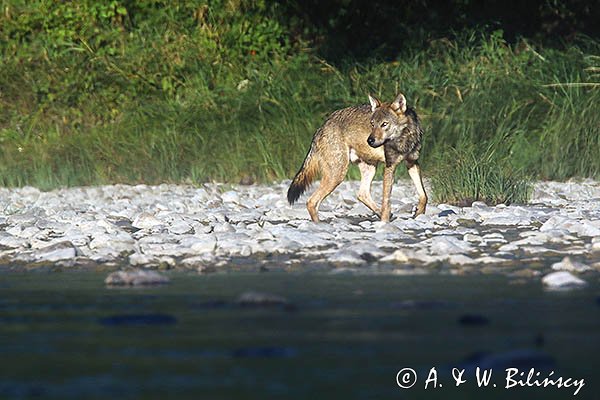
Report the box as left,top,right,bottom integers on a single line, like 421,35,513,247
368,95,381,112
391,93,407,113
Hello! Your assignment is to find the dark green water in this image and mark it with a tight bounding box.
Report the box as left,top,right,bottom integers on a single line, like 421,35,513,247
0,272,598,399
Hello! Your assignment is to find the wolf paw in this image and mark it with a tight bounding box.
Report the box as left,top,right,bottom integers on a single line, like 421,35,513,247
412,206,426,219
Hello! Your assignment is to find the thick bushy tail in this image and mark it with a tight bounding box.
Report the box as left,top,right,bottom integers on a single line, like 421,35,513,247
287,145,319,205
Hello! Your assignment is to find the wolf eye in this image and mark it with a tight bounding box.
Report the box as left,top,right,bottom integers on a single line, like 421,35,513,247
381,122,388,128
370,120,374,127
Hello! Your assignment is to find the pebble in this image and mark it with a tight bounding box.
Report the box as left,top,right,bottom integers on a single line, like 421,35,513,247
132,212,163,229
379,249,410,263
540,216,600,237
35,241,79,263
542,271,588,289
592,237,600,252
0,180,597,284
482,215,532,226
423,235,473,255
448,254,477,265
129,253,156,266
105,270,170,286
551,257,592,273
328,249,367,266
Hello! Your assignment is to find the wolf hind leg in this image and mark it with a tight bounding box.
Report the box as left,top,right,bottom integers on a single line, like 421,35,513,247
306,146,348,222
356,162,381,217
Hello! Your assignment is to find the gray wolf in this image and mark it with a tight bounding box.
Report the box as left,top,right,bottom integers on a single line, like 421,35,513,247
287,93,427,222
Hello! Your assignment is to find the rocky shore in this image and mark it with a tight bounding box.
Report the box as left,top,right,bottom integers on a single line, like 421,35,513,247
1,180,599,288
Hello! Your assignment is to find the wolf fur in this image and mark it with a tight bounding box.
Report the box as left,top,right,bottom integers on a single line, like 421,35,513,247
287,93,427,222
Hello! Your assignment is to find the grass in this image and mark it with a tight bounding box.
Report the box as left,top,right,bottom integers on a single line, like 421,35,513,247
1,3,599,205
430,146,532,206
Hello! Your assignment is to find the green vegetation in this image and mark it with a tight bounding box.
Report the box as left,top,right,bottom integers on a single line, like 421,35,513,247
430,146,532,206
1,1,599,205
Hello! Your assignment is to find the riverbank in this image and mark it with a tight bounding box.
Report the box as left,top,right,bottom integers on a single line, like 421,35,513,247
1,180,599,288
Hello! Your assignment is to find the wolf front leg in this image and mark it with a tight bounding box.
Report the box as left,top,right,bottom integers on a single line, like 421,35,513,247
406,160,427,217
381,164,397,222
357,162,381,217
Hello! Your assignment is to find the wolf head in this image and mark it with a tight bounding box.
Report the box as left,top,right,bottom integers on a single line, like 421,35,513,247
367,93,409,148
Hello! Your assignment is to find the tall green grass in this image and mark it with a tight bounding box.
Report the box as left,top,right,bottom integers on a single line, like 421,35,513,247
1,2,599,204
430,145,532,206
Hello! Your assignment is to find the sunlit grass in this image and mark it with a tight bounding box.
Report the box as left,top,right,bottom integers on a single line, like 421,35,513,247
430,147,532,206
1,19,599,206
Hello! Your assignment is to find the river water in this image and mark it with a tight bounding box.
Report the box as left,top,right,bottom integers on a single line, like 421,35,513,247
1,271,598,399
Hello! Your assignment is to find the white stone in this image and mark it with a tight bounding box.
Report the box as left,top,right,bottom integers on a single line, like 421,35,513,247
132,212,163,229
328,249,366,265
498,228,578,250
425,205,441,216
448,254,477,265
424,236,473,255
540,216,600,237
168,221,194,235
380,249,411,263
105,270,169,286
89,232,135,253
61,233,91,248
412,253,446,264
391,267,430,275
521,246,561,255
12,225,41,239
213,222,235,233
592,237,600,252
475,256,507,264
139,242,188,257
347,242,387,258
277,230,330,248
373,222,404,235
0,233,28,249
129,253,156,266
182,235,217,254
180,254,215,267
239,245,252,257
35,242,78,262
542,271,587,289
463,233,484,244
482,232,507,242
551,257,592,273
220,190,240,203
471,201,491,209
394,218,435,231
482,215,532,226
157,256,176,268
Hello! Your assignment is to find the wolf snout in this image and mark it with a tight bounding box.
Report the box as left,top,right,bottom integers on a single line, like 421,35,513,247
367,136,382,148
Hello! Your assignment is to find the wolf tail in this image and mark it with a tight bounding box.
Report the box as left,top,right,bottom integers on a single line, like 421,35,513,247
287,140,319,205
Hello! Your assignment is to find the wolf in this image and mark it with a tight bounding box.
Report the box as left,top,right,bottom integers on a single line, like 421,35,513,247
287,93,427,222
